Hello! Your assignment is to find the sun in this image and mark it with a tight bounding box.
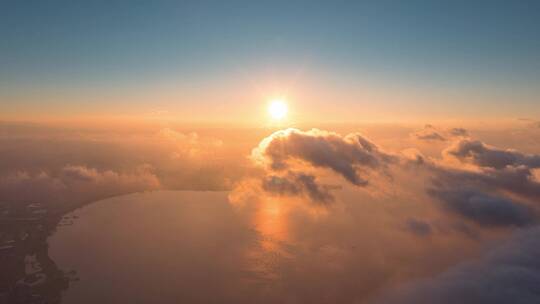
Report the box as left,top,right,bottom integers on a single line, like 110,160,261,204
268,99,288,120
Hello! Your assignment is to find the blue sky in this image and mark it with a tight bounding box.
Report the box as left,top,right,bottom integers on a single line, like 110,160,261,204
1,1,540,121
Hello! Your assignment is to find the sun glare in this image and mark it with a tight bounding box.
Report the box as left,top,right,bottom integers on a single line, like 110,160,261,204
268,99,288,120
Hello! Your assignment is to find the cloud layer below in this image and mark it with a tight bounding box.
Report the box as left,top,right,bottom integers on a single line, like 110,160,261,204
5,122,540,303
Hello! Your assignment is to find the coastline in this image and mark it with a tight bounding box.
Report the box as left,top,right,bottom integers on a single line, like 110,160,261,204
0,189,229,303
0,191,154,303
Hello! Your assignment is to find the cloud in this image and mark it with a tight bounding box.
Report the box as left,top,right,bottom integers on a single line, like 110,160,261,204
449,128,469,137
250,128,540,214
157,128,223,159
428,188,534,227
445,139,540,169
62,165,101,181
430,164,540,202
413,130,446,141
0,165,160,205
399,136,540,228
376,226,540,304
411,124,447,141
405,218,432,236
252,128,396,187
248,128,399,204
411,125,469,142
0,124,240,198
261,171,334,203
424,138,540,204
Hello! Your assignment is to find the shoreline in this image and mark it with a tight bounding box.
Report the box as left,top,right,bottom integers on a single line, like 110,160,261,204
0,189,229,303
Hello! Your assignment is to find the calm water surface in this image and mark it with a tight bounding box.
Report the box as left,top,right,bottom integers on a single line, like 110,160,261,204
49,191,294,303
48,190,456,304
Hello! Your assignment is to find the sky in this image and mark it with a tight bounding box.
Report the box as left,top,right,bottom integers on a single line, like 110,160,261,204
1,0,540,123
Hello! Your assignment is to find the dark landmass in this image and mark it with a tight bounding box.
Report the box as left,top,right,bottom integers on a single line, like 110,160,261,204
0,202,83,304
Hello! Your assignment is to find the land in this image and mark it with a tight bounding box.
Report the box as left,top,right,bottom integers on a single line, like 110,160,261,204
0,202,79,304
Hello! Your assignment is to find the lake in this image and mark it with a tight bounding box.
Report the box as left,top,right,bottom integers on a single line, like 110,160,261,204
47,190,465,304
